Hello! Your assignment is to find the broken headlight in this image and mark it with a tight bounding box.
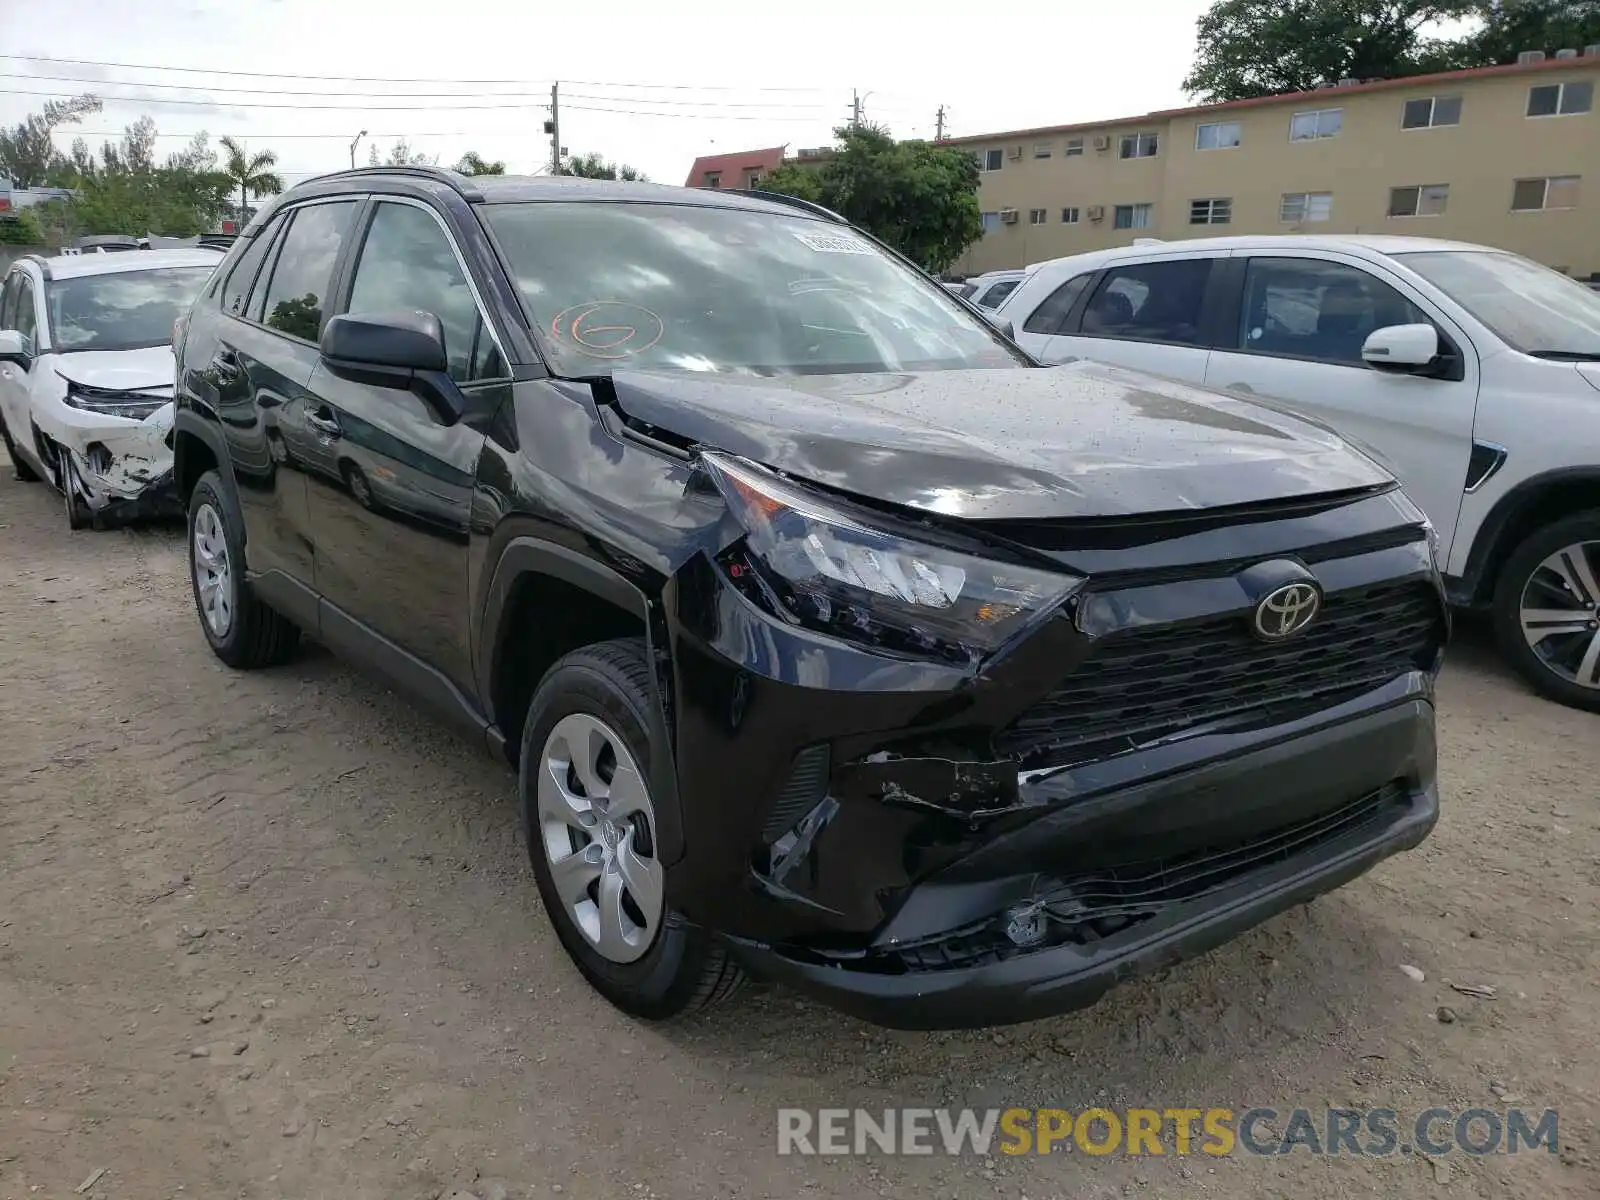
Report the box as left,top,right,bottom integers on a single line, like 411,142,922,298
702,451,1084,664
62,380,169,421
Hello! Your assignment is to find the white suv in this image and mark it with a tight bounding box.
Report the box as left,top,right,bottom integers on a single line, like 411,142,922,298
997,234,1600,711
0,249,220,528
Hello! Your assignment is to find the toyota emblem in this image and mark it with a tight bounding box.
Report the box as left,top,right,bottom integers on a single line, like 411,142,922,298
1253,582,1321,640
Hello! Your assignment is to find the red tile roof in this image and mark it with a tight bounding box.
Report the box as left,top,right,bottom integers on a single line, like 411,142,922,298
938,54,1600,145
683,145,787,187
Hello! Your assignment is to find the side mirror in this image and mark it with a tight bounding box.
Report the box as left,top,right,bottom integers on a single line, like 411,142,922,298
321,310,449,376
0,329,31,368
1362,323,1439,373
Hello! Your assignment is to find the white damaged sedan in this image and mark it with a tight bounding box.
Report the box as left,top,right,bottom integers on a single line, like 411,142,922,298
0,248,221,528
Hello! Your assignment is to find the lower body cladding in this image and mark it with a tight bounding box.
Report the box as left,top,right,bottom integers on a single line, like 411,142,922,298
659,538,1445,1030
43,402,181,522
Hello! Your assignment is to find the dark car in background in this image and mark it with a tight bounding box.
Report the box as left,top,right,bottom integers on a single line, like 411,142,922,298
170,167,1446,1029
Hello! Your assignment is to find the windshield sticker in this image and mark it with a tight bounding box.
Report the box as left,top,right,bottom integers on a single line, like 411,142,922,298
549,301,665,360
789,231,875,255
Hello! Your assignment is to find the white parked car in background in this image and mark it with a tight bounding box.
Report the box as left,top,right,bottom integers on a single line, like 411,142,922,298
963,268,1028,310
0,249,221,528
996,234,1600,711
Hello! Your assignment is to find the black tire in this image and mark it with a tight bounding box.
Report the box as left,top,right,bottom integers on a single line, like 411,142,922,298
1492,509,1600,713
342,461,374,510
1,415,40,482
58,447,90,530
519,637,746,1021
187,469,301,669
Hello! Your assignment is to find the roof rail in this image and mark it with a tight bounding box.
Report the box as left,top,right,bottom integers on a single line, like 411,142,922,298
19,253,52,281
739,188,848,225
301,164,485,203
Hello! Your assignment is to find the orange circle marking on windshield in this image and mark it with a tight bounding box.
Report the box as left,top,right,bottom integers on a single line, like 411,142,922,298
550,301,665,360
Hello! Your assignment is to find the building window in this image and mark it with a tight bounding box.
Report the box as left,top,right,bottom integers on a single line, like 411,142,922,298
1195,121,1242,150
1064,138,1085,157
1119,132,1159,159
980,211,1002,234
982,148,1004,171
1113,203,1154,230
1401,95,1462,129
1389,184,1449,217
1033,142,1053,158
1029,208,1048,225
1280,191,1333,222
1527,81,1593,117
1061,206,1081,224
703,172,721,188
1512,175,1581,211
1290,108,1344,140
1189,197,1232,225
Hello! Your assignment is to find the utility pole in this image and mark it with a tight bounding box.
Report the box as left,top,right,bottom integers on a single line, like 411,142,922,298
547,83,562,174
935,105,946,141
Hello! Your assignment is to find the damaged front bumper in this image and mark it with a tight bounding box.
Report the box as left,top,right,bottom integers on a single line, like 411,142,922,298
54,402,181,520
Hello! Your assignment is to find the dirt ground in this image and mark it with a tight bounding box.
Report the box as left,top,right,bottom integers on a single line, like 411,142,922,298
2,467,1596,1200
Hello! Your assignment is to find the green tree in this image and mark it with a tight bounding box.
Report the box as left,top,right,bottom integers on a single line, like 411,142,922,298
379,139,438,167
0,94,102,187
1182,0,1475,102
758,125,984,275
454,151,506,175
557,151,646,180
0,210,47,246
1455,0,1600,65
219,136,285,221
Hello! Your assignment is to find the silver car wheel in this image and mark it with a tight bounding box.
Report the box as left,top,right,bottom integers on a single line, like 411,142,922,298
192,502,235,638
537,712,664,964
1519,539,1600,690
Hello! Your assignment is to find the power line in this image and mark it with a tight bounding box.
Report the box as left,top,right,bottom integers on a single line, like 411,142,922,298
0,53,832,92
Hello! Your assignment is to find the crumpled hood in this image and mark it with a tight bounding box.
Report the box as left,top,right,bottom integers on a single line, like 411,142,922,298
53,346,176,394
609,360,1394,520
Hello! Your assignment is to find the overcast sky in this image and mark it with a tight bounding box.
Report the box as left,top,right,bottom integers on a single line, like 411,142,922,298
2,0,1217,186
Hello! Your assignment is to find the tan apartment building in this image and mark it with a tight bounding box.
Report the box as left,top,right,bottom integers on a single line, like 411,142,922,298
948,52,1600,279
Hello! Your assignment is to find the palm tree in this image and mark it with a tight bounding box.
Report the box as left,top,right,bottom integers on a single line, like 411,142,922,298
218,136,284,222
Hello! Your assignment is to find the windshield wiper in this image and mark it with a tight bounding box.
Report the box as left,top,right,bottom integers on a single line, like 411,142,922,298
1526,349,1600,361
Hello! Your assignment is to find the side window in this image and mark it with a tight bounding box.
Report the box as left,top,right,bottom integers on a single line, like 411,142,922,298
1081,259,1213,345
345,201,503,383
257,200,360,342
979,279,1020,308
13,276,39,350
1021,272,1094,335
1238,257,1429,366
220,216,282,319
0,273,19,330
468,319,508,381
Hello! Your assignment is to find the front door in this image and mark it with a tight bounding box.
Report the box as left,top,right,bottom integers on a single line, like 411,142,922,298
1203,253,1481,562
305,198,512,698
0,270,37,464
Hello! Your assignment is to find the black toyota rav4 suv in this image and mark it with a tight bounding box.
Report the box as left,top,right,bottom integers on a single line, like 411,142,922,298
172,166,1445,1029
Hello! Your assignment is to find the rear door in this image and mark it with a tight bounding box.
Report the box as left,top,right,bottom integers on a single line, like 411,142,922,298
304,196,511,696
0,270,31,451
209,198,363,612
1203,252,1481,559
1042,253,1229,385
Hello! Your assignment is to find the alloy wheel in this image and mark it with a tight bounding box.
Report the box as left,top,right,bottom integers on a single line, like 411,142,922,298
192,502,235,638
1518,539,1600,691
537,712,664,964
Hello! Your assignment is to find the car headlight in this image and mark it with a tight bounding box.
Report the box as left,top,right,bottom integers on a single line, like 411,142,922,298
701,451,1085,665
63,381,169,421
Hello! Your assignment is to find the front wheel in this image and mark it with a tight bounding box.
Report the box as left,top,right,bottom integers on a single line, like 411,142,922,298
187,469,300,669
57,447,90,530
1493,510,1600,712
520,638,746,1021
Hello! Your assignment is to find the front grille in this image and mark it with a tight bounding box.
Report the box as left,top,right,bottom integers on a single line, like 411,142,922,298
997,580,1441,761
887,781,1408,973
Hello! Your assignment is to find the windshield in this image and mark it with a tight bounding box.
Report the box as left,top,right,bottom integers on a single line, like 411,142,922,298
1396,250,1600,359
483,202,1026,377
47,266,216,354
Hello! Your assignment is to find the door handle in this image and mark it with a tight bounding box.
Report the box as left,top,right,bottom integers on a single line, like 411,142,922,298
306,410,342,438
211,350,241,380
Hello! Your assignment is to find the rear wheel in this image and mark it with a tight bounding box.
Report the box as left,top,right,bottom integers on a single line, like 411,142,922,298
187,469,300,668
520,637,746,1021
1493,510,1600,712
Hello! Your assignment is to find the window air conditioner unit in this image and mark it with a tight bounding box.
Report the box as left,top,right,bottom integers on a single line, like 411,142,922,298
1554,48,1579,59
1091,135,1111,151
999,208,1019,224
1007,145,1023,160
1086,205,1105,221
1517,50,1547,64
